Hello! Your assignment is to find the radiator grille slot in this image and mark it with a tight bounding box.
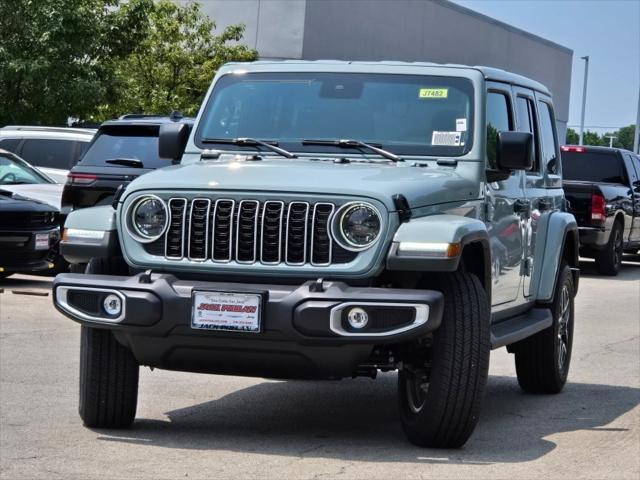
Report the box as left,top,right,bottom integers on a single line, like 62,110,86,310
165,199,187,259
155,197,362,266
260,201,284,264
212,199,235,262
188,199,211,260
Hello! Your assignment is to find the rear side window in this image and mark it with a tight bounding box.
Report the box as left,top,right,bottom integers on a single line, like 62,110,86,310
486,92,512,169
0,138,21,152
562,151,625,184
537,102,559,174
20,139,78,169
515,96,539,173
79,126,167,168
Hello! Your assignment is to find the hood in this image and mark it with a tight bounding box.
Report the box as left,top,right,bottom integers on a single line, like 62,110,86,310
124,157,481,211
0,184,63,209
0,189,59,212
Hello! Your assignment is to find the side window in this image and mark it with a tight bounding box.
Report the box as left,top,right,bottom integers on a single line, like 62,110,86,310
624,153,639,186
537,101,559,174
20,139,77,169
486,92,512,169
76,141,90,162
0,138,21,153
515,96,539,174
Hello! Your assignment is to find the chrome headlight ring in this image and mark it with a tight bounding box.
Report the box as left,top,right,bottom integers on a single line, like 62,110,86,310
331,201,383,252
125,194,169,243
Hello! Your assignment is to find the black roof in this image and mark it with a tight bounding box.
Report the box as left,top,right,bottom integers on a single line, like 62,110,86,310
562,145,637,155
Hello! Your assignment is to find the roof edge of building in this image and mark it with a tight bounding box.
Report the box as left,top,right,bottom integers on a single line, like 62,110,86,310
438,0,573,55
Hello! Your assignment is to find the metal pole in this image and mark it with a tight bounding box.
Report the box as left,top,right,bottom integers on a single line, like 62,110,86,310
606,135,616,148
579,56,589,146
634,86,640,153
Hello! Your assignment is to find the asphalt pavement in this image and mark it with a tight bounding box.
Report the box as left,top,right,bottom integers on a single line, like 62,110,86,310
1,258,639,480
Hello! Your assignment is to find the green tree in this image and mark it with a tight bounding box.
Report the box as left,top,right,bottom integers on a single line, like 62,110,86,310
99,0,257,119
583,130,604,146
0,0,151,126
565,127,579,145
612,125,636,150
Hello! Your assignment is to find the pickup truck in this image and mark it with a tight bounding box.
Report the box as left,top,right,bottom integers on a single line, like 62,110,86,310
562,145,640,275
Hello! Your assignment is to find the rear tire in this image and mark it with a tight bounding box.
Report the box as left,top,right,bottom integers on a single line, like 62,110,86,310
513,263,574,394
595,221,623,276
79,326,139,428
398,271,490,448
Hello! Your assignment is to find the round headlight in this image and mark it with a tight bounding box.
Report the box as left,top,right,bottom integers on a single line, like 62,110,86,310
333,202,382,251
129,196,168,242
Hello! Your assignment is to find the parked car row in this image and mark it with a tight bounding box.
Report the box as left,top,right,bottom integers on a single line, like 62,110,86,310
0,113,193,277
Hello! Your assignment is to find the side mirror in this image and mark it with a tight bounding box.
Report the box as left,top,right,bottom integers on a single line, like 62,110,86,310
158,123,190,162
496,131,534,171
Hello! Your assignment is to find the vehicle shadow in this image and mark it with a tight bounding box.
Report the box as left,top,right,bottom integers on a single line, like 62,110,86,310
579,255,640,281
95,374,639,464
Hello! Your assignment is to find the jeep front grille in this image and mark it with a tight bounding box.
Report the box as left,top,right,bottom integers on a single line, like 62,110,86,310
156,197,355,266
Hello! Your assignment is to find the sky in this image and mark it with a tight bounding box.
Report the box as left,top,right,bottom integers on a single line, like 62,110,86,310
453,0,640,133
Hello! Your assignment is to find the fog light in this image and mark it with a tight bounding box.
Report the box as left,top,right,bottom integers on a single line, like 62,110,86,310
103,294,122,316
347,307,369,329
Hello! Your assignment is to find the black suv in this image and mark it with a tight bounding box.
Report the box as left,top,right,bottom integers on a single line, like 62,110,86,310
61,113,194,217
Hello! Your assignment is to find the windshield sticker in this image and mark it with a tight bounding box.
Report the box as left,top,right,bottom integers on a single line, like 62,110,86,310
456,118,467,132
419,88,448,99
432,131,462,146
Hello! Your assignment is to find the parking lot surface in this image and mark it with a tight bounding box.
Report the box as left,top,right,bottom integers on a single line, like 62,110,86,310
1,259,639,480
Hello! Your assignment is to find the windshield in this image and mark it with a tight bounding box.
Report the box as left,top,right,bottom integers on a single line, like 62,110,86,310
562,151,625,184
0,154,53,185
80,126,167,168
196,72,474,157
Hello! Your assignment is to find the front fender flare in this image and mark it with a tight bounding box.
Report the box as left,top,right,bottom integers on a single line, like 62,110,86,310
386,214,490,272
60,206,120,264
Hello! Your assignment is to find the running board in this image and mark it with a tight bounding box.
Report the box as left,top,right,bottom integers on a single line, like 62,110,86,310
490,308,553,349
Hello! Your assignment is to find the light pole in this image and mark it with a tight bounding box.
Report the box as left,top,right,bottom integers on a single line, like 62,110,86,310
579,56,590,146
605,135,617,148
634,86,640,153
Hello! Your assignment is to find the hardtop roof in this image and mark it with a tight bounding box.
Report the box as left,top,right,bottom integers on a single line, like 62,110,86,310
221,60,552,96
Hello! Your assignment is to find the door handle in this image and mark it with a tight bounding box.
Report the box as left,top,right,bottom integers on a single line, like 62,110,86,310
514,199,531,214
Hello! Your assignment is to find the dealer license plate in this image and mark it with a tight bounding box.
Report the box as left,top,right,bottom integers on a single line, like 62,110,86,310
191,291,262,332
34,233,50,250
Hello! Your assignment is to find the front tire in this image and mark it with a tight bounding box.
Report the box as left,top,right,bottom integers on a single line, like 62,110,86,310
595,221,623,276
513,263,574,394
79,327,139,428
78,256,138,428
398,271,490,448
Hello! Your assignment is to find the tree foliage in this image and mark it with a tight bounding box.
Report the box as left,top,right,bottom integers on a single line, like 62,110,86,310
565,126,636,150
94,0,258,119
0,0,257,125
0,0,150,125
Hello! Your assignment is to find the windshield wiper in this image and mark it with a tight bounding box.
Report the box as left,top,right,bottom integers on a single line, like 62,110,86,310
201,137,297,159
302,139,403,162
105,158,144,168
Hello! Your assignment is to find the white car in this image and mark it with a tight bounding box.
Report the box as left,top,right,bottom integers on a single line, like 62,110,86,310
0,149,63,209
0,126,96,183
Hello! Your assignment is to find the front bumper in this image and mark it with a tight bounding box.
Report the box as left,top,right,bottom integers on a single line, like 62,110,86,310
0,227,59,274
52,273,443,379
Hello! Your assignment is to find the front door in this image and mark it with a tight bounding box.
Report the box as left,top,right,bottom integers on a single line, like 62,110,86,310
485,86,526,306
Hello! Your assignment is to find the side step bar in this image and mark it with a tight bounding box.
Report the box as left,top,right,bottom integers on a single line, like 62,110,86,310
490,307,553,349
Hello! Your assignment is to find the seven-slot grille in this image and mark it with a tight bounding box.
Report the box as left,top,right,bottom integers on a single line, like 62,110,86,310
159,198,350,266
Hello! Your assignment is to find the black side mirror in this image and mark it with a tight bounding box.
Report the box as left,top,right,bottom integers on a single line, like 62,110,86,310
158,123,190,162
496,132,533,170
496,131,534,171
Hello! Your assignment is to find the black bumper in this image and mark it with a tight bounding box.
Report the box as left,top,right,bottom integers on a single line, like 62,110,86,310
578,226,609,249
52,273,443,379
0,227,59,274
